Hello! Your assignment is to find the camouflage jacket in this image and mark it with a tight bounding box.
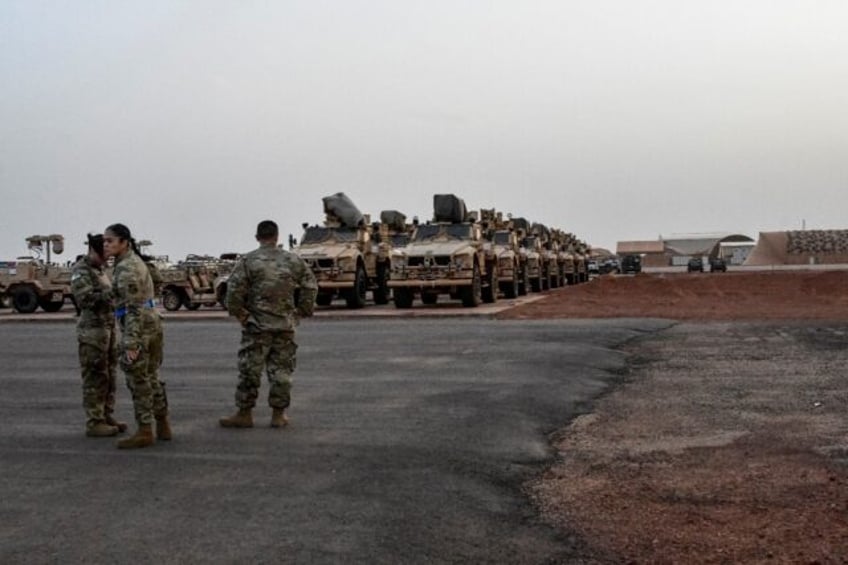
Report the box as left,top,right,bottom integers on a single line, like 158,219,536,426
70,256,115,330
226,242,317,331
112,249,158,350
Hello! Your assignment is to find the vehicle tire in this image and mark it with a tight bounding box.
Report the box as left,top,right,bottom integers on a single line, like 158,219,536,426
482,266,497,304
502,268,519,299
344,265,367,309
393,288,414,309
315,293,333,306
186,302,201,311
461,263,482,307
372,264,390,305
12,286,39,314
162,289,183,311
39,298,64,313
530,275,541,293
540,267,550,291
549,268,559,289
518,267,530,296
421,292,438,305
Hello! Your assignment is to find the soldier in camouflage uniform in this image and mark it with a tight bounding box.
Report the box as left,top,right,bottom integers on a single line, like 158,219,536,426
103,223,171,449
220,220,317,429
70,233,126,437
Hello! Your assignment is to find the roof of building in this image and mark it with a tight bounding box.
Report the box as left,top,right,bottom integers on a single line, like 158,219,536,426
616,240,665,254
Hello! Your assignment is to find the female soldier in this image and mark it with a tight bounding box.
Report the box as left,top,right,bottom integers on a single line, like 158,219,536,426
103,223,170,449
70,233,127,437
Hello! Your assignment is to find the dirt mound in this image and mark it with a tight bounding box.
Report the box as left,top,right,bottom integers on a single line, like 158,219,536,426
498,271,848,321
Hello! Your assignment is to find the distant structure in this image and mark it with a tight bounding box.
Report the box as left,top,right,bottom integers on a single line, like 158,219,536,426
616,233,754,267
744,230,848,266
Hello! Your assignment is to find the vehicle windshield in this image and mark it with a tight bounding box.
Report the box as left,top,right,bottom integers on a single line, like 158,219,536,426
390,234,410,247
522,236,537,247
493,232,511,245
413,224,473,241
300,227,358,244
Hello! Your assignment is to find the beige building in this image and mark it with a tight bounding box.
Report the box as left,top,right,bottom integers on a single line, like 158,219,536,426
617,233,754,267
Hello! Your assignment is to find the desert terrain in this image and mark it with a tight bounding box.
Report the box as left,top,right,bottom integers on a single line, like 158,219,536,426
502,270,848,563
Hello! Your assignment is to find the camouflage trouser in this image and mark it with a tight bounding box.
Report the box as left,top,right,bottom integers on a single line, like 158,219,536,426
77,326,118,428
235,329,297,410
121,316,168,425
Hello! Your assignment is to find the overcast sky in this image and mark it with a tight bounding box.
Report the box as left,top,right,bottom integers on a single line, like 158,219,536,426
2,1,846,262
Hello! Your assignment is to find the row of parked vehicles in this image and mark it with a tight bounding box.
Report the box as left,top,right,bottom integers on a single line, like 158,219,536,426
292,193,593,309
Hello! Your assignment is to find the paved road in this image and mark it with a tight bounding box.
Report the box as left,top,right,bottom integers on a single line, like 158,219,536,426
0,317,670,563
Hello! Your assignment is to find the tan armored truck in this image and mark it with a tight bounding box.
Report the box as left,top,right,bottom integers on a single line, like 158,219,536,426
551,229,576,285
388,194,497,308
159,254,236,311
481,209,522,298
532,223,562,289
0,235,71,313
294,193,390,309
513,218,544,293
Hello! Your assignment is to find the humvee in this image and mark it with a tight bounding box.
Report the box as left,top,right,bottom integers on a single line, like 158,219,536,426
480,209,522,298
388,194,497,308
294,193,390,309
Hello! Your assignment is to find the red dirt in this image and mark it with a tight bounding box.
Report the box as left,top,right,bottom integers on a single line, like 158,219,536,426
506,271,848,563
497,270,848,321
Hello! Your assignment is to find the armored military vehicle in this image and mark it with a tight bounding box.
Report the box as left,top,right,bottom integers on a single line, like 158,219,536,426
513,218,544,293
159,254,237,311
0,235,71,313
294,193,389,309
388,194,497,308
481,209,522,298
532,223,562,289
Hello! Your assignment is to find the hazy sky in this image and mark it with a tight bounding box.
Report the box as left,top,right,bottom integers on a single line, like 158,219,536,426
2,1,846,262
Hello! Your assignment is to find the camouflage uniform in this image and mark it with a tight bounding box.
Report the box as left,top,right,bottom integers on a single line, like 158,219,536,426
70,256,119,430
226,242,317,410
112,249,168,426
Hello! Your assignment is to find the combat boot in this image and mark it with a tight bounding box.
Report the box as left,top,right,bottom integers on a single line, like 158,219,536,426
116,424,155,449
270,408,289,428
219,408,253,428
155,415,172,441
86,421,119,437
105,415,128,433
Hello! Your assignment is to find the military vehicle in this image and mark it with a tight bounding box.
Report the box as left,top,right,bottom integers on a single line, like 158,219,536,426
159,254,237,311
513,218,544,293
294,193,390,309
531,223,560,290
0,235,71,313
388,194,497,308
480,209,523,298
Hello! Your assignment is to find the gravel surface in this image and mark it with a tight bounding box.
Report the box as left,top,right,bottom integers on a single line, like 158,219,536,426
515,271,848,563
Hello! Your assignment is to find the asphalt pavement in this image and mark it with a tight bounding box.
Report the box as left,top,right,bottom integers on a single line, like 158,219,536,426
0,316,671,564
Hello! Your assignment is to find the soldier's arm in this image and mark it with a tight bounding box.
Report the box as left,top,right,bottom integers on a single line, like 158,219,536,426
294,257,317,317
225,259,249,323
70,267,110,310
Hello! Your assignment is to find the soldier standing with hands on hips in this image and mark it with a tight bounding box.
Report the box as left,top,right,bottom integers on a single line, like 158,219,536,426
103,223,171,449
70,233,126,437
220,220,317,429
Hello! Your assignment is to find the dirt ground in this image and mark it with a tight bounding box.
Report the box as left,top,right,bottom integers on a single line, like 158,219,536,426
500,271,848,563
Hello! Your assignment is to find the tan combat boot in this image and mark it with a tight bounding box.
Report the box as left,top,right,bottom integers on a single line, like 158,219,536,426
270,408,289,428
86,421,119,437
105,415,128,433
116,424,155,449
219,408,253,428
155,415,172,440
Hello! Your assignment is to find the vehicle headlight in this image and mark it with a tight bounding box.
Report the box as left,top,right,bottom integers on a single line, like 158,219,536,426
337,258,354,271
454,256,467,270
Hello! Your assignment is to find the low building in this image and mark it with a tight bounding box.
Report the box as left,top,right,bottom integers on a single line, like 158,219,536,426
617,233,754,267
